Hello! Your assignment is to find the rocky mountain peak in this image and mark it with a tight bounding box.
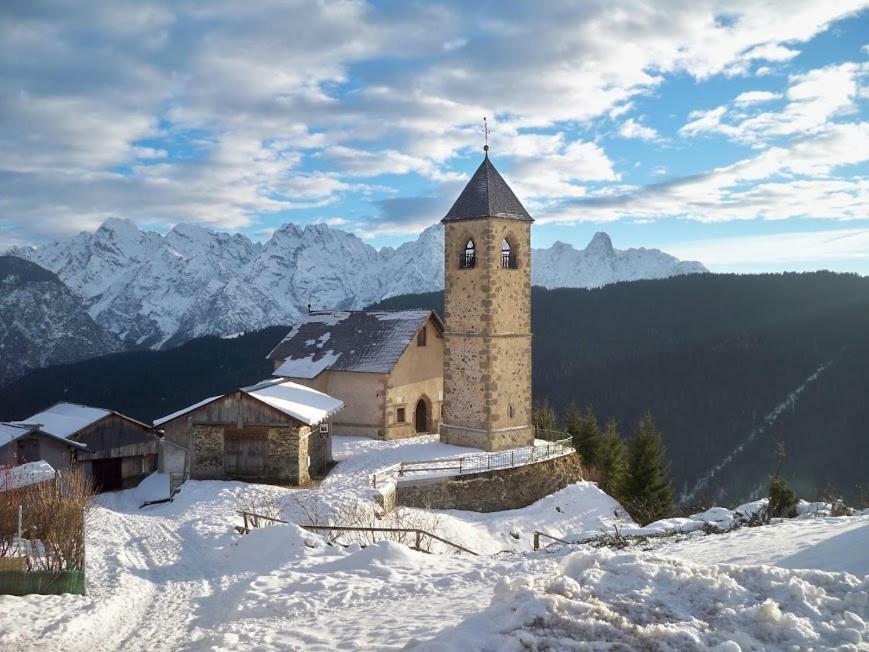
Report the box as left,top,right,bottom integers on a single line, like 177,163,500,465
9,219,706,351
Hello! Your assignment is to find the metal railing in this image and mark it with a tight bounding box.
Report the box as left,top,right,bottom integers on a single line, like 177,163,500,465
371,436,574,488
235,510,477,556
501,251,516,268
460,251,476,268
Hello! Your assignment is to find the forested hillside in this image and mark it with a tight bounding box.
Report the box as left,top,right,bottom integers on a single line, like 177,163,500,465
371,272,869,504
0,327,285,425
3,272,867,504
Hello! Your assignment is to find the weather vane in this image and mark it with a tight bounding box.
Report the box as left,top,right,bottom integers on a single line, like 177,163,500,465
483,116,489,155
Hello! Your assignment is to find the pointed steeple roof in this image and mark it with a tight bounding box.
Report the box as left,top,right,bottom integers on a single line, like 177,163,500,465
442,155,533,223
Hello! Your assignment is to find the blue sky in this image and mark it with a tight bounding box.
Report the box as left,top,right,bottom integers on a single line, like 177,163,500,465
0,1,867,272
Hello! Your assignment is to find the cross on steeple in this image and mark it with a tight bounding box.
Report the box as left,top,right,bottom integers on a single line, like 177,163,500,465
483,116,489,156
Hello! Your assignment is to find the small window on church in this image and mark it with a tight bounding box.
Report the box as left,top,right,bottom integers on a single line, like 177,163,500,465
417,326,427,346
501,239,517,269
461,240,476,268
397,408,406,423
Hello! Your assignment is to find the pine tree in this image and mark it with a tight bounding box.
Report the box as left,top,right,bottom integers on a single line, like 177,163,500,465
532,399,559,433
598,417,627,498
622,413,674,524
565,404,601,468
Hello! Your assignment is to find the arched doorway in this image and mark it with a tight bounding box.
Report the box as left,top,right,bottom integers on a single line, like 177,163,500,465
414,398,429,433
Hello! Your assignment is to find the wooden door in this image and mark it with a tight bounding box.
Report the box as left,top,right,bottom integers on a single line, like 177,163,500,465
414,399,428,433
224,428,267,477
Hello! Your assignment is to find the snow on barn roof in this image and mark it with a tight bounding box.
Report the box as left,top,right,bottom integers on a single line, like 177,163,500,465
13,402,153,441
153,395,223,427
153,379,344,428
266,309,441,379
242,378,344,426
0,460,56,492
0,421,88,449
13,402,111,438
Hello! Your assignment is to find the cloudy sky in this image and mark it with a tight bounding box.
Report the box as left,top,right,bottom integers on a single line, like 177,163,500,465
1,1,867,272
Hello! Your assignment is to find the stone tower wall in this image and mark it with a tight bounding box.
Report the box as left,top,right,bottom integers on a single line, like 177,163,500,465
441,217,533,451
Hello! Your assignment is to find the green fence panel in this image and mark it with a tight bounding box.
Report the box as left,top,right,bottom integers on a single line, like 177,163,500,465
0,570,85,596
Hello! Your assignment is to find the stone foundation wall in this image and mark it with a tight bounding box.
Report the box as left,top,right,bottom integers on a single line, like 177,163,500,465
394,452,583,513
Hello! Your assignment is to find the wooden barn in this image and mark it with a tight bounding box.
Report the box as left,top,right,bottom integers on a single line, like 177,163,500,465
155,378,343,486
0,422,84,471
267,309,444,440
11,403,159,491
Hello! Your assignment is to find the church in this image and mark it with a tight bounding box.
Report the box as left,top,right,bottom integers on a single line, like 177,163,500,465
439,148,534,452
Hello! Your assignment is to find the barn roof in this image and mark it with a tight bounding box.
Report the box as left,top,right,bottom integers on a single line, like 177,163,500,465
267,309,441,379
243,378,344,426
442,155,532,223
12,402,152,440
153,395,223,427
153,379,344,428
0,421,87,449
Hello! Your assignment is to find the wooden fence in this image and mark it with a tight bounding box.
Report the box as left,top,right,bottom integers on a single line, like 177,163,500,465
236,510,477,556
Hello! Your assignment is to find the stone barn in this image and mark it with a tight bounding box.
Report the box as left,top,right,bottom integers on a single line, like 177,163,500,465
267,309,444,440
10,403,159,491
155,378,343,486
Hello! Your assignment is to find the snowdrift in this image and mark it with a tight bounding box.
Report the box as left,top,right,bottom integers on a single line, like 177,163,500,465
418,548,868,651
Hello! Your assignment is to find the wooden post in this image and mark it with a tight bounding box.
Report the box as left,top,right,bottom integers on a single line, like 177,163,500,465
415,530,422,551
533,532,540,551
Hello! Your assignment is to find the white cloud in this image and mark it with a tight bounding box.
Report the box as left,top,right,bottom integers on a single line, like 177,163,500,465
681,61,867,143
619,118,660,141
734,90,782,105
540,122,869,225
1,1,867,243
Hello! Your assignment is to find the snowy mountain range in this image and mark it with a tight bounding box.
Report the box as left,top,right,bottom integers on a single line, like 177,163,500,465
8,218,706,351
0,256,121,385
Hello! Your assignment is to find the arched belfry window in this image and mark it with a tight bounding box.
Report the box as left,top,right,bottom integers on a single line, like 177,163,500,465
501,238,517,269
461,239,476,269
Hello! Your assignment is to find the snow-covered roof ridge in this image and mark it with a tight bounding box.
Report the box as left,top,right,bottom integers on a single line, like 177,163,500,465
245,378,344,426
153,395,224,427
0,420,88,449
267,309,441,379
154,379,343,428
13,401,152,439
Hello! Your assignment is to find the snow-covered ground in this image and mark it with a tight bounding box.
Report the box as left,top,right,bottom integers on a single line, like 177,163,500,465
0,435,866,651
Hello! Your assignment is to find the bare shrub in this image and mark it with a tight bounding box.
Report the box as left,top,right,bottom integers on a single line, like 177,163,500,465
0,466,23,558
237,489,284,526
296,495,452,552
580,463,605,486
21,466,94,571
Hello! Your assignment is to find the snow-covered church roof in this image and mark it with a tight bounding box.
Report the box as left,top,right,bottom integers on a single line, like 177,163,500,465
153,378,344,427
266,309,442,379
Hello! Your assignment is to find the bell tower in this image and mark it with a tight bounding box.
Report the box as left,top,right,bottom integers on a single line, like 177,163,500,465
439,149,534,451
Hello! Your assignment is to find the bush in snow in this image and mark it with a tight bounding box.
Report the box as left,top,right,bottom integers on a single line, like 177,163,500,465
768,476,798,519
1,465,95,571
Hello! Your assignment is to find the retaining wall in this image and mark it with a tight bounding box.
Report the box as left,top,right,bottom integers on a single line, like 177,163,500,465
394,451,583,513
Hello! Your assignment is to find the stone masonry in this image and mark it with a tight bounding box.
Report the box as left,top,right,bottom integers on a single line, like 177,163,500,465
440,216,534,451
394,452,583,513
